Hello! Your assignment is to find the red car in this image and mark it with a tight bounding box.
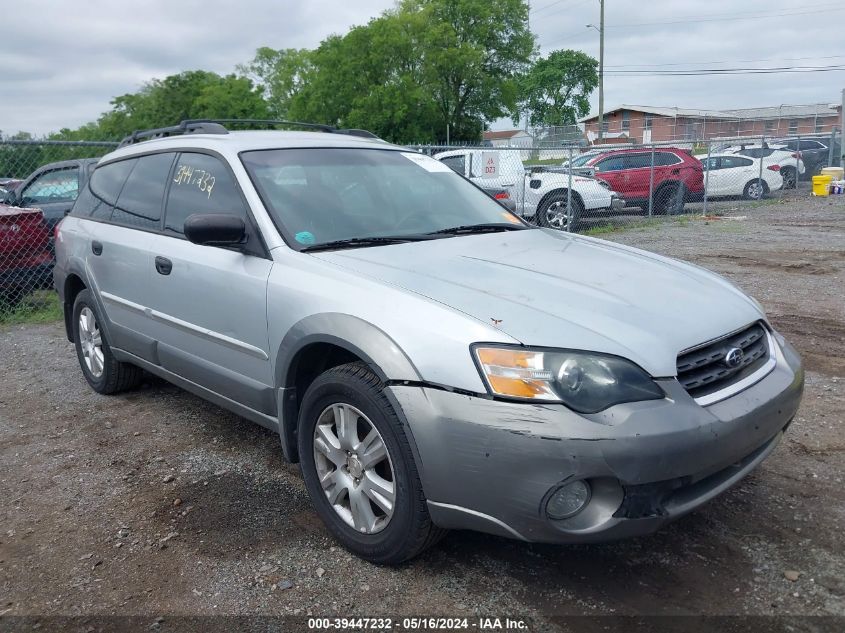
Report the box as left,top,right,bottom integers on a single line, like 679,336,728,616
579,147,704,214
0,205,54,305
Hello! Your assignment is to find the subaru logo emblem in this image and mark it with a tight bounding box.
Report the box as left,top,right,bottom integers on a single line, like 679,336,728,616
725,347,744,368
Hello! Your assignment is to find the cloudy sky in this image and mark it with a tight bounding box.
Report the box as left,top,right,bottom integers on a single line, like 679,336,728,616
3,0,843,136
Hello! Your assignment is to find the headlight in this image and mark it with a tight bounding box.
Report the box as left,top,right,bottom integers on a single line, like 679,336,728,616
473,346,664,413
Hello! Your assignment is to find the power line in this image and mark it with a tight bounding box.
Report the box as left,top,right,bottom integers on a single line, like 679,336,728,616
606,5,843,28
604,54,845,69
602,65,845,77
530,0,575,15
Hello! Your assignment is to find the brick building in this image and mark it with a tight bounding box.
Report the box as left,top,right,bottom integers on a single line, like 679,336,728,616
579,103,842,144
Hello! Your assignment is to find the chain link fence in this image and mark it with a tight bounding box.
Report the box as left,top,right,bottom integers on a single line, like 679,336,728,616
410,128,843,232
1,140,117,319
1,130,842,320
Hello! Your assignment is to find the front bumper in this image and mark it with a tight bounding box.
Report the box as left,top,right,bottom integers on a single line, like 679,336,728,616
389,339,803,543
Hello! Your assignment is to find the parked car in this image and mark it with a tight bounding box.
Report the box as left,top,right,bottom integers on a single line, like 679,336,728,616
54,120,804,564
769,137,841,176
575,147,705,214
0,204,53,305
480,186,517,213
3,158,99,231
695,154,783,199
717,144,804,189
433,148,624,230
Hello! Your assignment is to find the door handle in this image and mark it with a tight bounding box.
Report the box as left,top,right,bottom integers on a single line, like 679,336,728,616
155,256,173,275
91,241,103,256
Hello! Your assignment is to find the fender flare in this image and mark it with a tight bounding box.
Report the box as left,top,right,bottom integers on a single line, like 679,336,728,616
274,313,422,462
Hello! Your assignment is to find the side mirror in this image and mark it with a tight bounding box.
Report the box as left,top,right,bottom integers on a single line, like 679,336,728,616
183,213,246,246
1,189,18,205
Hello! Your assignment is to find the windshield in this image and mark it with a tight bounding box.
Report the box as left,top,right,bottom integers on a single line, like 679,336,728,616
241,148,524,249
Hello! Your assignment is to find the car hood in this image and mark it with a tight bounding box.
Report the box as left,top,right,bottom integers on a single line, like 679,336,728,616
312,229,763,377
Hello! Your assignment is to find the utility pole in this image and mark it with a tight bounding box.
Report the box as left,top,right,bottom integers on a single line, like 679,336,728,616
598,0,605,141
588,2,605,141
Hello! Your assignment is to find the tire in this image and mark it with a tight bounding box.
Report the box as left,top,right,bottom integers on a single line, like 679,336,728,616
652,182,686,215
72,289,142,394
781,167,796,190
536,192,583,231
298,362,446,564
742,179,767,200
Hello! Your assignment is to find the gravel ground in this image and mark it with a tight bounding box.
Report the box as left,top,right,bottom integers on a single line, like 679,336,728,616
1,192,843,631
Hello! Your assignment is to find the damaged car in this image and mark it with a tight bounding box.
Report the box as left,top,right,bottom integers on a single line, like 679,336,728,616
53,120,804,564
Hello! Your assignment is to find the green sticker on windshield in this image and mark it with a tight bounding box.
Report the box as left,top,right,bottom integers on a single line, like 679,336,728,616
295,231,315,245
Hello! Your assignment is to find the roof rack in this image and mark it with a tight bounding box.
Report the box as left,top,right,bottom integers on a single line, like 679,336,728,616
118,119,380,147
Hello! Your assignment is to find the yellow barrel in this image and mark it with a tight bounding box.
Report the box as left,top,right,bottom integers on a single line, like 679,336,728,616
812,175,832,196
821,166,844,182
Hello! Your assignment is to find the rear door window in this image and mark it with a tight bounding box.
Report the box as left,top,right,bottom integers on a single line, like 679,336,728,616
112,153,176,230
164,153,246,236
595,156,625,172
624,154,652,169
654,152,682,166
722,156,753,169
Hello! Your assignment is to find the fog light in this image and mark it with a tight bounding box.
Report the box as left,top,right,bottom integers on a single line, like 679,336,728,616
546,480,591,519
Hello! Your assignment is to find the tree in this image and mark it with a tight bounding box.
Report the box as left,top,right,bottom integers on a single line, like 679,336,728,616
407,0,535,140
519,49,598,128
54,71,270,140
239,47,312,119
284,0,534,143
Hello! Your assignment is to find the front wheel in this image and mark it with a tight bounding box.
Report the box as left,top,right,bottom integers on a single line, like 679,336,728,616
652,183,687,215
298,362,445,564
743,179,766,200
536,193,583,231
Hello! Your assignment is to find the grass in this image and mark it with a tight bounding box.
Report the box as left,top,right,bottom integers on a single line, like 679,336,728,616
0,290,63,326
581,213,712,237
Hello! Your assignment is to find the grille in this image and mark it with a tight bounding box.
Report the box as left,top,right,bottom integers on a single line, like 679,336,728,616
677,322,770,399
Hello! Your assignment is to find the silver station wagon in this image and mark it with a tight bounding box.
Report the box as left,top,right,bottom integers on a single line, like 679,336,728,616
54,120,804,564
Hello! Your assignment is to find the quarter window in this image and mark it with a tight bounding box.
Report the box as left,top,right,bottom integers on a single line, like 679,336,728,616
164,153,246,236
88,159,137,220
112,153,176,230
653,152,682,166
439,155,466,176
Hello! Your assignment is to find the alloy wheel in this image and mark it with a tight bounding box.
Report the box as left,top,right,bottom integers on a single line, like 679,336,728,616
312,403,396,534
747,182,764,200
544,200,573,231
78,306,104,378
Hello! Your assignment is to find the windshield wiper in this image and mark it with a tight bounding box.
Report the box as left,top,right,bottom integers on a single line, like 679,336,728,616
426,223,529,236
300,235,434,252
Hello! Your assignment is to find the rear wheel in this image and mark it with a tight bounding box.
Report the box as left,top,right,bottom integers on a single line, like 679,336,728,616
298,362,445,564
781,166,797,189
812,162,828,177
72,289,142,394
536,192,583,231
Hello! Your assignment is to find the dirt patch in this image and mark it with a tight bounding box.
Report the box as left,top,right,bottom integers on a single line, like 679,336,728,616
1,193,843,627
